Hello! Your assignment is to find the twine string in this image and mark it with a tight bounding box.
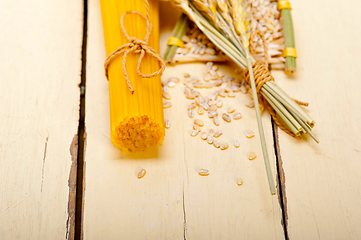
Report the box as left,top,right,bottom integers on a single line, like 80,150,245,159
245,31,308,139
104,0,165,94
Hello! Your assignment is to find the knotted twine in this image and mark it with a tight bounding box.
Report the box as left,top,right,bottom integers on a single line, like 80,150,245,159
104,0,166,94
244,31,308,139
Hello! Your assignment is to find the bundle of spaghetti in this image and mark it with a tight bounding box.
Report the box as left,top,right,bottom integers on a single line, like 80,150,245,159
100,0,165,152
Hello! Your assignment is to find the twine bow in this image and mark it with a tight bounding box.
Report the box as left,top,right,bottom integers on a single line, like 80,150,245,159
104,1,165,94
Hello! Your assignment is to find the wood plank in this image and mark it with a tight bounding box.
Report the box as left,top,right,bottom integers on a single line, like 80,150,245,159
0,1,83,239
272,0,361,239
83,1,284,239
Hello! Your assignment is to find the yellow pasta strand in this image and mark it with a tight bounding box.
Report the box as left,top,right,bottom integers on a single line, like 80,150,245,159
100,0,165,152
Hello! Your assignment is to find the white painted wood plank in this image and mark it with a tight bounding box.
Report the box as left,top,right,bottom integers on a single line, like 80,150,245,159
83,1,186,239
272,0,361,239
0,1,83,239
162,63,284,240
83,1,284,239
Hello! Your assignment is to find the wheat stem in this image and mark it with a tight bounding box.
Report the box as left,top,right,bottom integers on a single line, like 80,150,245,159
245,47,276,195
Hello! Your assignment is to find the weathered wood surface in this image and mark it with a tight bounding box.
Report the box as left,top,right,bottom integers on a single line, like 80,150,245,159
83,0,283,239
3,0,361,239
271,0,361,239
0,1,83,240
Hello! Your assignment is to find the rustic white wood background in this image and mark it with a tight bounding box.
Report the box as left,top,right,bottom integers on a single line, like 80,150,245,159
1,0,361,239
0,1,83,240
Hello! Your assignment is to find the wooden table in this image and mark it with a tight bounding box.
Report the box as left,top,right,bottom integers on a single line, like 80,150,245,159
1,0,361,239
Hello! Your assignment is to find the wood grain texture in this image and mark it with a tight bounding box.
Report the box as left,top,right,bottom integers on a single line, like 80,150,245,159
271,0,361,239
83,1,284,239
0,1,83,239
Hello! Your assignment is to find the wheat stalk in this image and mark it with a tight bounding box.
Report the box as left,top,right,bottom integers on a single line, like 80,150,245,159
228,0,276,195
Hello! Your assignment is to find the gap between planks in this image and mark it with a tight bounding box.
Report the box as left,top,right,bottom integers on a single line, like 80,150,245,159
74,0,88,240
272,119,289,240
182,121,188,240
